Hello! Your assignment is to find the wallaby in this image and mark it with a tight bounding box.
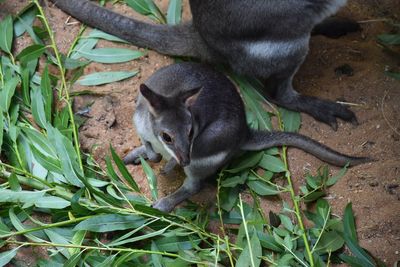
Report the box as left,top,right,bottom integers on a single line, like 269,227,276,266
123,62,369,212
49,0,361,130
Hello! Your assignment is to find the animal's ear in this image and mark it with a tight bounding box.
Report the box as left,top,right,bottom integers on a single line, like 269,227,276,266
181,87,203,108
140,84,165,114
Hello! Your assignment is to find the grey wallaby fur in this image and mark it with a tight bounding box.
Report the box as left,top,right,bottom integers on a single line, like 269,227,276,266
123,62,369,212
49,0,361,129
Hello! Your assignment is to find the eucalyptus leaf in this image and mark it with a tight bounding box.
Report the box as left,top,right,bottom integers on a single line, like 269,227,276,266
88,29,128,43
30,86,47,129
40,65,52,122
70,38,98,60
259,154,286,173
140,156,158,200
125,0,165,23
0,247,19,267
167,0,182,25
14,4,38,37
0,15,13,53
73,214,146,232
377,34,400,45
279,107,301,132
151,241,163,267
0,189,46,206
0,112,3,153
78,48,144,63
78,70,138,86
0,76,19,113
16,44,46,65
314,231,344,253
110,145,140,192
247,180,280,196
44,229,71,258
35,196,70,209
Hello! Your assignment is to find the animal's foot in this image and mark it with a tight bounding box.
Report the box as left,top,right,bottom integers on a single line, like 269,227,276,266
276,94,358,130
299,95,358,130
152,197,174,213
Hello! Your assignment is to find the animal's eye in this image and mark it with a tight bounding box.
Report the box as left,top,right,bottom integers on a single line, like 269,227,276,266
161,132,173,144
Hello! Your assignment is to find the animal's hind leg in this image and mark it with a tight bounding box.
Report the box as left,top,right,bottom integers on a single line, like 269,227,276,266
263,71,357,130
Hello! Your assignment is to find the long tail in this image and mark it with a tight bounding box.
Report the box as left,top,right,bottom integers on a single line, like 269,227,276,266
241,130,371,167
49,0,205,57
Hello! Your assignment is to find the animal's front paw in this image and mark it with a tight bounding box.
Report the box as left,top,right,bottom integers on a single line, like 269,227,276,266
152,197,175,213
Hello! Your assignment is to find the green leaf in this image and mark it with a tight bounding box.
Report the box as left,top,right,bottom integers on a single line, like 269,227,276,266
73,214,146,232
279,107,301,132
0,247,19,267
221,175,247,187
69,230,86,256
30,86,47,128
385,71,400,80
151,241,163,267
259,154,286,173
16,44,46,65
21,67,31,105
125,0,166,23
14,4,38,37
279,214,294,232
155,236,200,252
314,231,344,253
44,229,71,258
247,180,280,196
226,151,263,173
0,76,19,113
46,125,83,187
30,144,63,174
78,48,144,63
343,236,375,267
257,232,284,252
343,203,357,243
40,65,53,122
78,70,138,86
87,29,128,43
9,173,21,191
377,33,400,45
339,254,364,267
342,203,376,267
140,156,158,200
326,164,348,186
34,196,70,209
8,208,46,242
70,38,98,60
0,112,3,153
0,15,13,53
167,0,182,25
0,189,46,208
110,145,140,192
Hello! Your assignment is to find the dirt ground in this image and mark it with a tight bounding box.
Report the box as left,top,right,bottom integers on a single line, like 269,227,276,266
1,0,399,265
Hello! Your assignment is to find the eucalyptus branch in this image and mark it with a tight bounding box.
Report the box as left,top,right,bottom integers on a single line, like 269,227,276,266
5,240,206,264
276,112,315,266
216,172,235,267
32,0,83,171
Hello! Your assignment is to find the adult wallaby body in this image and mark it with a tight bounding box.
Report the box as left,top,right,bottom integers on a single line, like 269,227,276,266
124,62,369,212
49,0,360,129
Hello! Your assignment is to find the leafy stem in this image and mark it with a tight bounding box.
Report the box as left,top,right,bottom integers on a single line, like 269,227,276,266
32,0,83,171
